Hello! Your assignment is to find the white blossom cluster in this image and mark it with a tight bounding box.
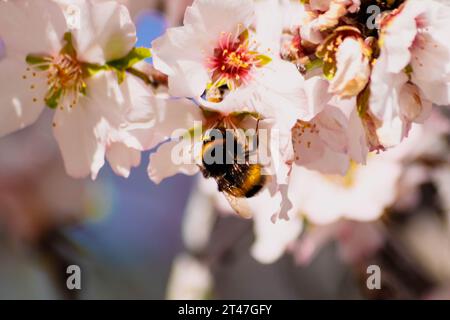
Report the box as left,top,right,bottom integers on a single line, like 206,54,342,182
0,0,449,232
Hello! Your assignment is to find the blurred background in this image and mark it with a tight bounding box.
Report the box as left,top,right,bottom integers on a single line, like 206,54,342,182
0,0,449,300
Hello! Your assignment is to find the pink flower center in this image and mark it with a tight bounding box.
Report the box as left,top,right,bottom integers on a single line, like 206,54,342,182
207,30,260,89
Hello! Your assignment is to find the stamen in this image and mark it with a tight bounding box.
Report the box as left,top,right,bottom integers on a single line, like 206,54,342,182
26,53,85,109
207,28,263,90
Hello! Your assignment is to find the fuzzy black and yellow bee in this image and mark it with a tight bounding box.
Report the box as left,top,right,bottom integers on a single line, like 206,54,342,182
199,122,267,218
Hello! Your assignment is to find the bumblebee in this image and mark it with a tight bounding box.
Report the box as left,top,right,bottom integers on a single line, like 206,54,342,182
199,124,267,218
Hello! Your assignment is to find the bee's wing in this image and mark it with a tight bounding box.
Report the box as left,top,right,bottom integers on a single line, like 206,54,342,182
223,192,254,219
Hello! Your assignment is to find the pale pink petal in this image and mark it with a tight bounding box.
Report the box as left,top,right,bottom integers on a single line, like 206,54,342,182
316,106,348,154
380,1,421,74
376,116,405,148
409,0,450,82
80,72,151,152
410,32,450,83
399,83,433,124
413,78,450,106
344,159,401,221
302,75,332,118
253,60,313,127
250,189,303,264
347,109,369,165
106,143,141,178
0,0,65,57
329,37,370,98
148,139,199,184
152,25,209,97
292,123,326,165
167,61,210,98
127,96,204,151
183,0,255,41
60,0,137,64
292,106,351,175
0,58,46,137
52,102,106,180
52,71,137,179
304,147,350,176
369,53,409,121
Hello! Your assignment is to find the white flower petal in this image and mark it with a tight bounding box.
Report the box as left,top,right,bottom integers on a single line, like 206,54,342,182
52,71,144,179
106,143,141,178
81,72,152,152
369,53,408,121
347,109,369,165
413,78,450,106
292,105,352,175
167,61,210,98
52,101,106,180
0,0,65,57
183,0,255,41
343,159,402,221
410,32,450,83
329,37,370,98
251,190,303,264
0,58,46,137
255,59,319,125
304,148,350,176
152,25,209,98
129,95,204,151
148,139,200,184
152,25,205,76
291,154,401,225
58,0,137,64
380,1,421,73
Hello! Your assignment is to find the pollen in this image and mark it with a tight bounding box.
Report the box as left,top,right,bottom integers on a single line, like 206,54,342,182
49,54,84,93
24,52,85,110
206,28,263,90
293,120,320,151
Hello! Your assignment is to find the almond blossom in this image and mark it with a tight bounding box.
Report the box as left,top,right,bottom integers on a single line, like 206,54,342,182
375,0,450,105
301,0,361,44
152,0,268,98
151,0,308,121
369,0,450,146
291,97,368,175
0,0,154,179
327,36,371,98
